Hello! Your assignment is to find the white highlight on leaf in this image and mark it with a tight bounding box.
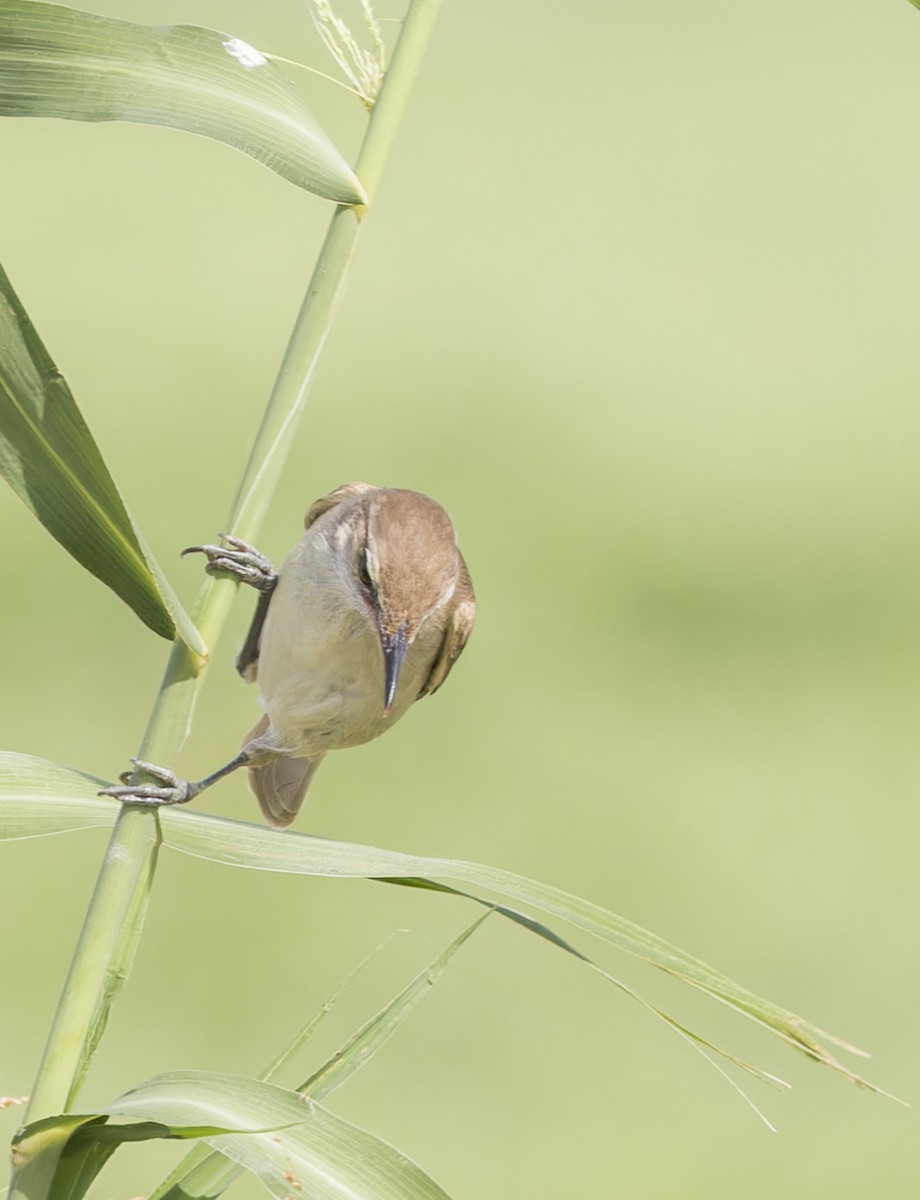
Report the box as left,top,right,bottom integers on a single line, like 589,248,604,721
222,37,267,70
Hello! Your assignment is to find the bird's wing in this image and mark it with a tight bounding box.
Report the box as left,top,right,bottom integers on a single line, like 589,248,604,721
419,555,476,698
237,482,378,682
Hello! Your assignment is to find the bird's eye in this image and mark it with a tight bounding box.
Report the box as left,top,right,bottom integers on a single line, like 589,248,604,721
357,552,374,592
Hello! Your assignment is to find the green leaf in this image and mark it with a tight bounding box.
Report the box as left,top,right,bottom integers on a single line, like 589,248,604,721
0,261,206,652
51,1119,240,1200
0,1,367,204
10,1111,266,1200
0,753,116,839
1,764,891,1100
8,1114,94,1200
102,1071,451,1200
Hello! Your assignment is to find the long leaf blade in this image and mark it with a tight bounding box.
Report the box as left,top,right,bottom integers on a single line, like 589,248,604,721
1,767,889,1097
102,1071,451,1200
153,807,883,1088
0,1,366,204
0,261,205,651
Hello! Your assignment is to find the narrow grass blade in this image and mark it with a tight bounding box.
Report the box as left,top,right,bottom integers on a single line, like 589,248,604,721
0,260,205,652
148,940,403,1200
303,913,489,1101
373,879,791,1129
152,921,486,1200
0,1,366,204
260,933,413,1085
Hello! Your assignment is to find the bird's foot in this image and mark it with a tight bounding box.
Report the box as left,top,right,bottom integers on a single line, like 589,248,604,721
182,534,277,593
100,758,195,807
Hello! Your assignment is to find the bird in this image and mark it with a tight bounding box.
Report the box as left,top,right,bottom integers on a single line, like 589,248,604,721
102,482,475,827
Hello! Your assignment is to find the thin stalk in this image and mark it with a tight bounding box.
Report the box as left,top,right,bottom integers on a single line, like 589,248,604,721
18,0,444,1140
23,807,159,1122
225,0,445,541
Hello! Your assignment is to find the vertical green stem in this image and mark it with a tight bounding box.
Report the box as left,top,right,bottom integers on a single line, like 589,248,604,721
23,807,159,1122
353,0,442,199
18,0,443,1145
226,0,444,541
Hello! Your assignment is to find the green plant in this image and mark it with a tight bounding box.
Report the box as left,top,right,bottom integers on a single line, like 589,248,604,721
0,3,901,1198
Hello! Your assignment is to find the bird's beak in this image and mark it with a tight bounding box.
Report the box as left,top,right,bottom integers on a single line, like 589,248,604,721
380,626,409,715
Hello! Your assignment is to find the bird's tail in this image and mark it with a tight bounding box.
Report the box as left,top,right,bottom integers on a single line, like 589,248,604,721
243,715,324,828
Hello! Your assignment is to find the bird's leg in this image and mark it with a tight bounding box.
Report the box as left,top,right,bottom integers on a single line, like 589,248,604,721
235,588,273,681
183,533,279,680
100,537,276,810
182,533,278,593
99,753,250,808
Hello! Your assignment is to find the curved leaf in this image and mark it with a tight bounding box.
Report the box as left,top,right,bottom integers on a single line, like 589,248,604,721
1,759,891,1100
10,1111,266,1200
0,1,366,204
0,261,206,652
103,1071,451,1200
8,1114,98,1200
154,809,887,1091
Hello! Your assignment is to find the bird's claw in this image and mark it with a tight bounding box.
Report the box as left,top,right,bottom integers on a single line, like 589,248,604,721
100,758,194,807
182,534,277,593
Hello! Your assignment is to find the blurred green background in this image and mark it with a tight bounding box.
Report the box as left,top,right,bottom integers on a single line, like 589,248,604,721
2,0,919,1195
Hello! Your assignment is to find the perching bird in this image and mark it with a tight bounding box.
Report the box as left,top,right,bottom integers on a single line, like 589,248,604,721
103,482,475,827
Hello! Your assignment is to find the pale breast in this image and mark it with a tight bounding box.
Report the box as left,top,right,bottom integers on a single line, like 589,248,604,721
252,538,416,755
